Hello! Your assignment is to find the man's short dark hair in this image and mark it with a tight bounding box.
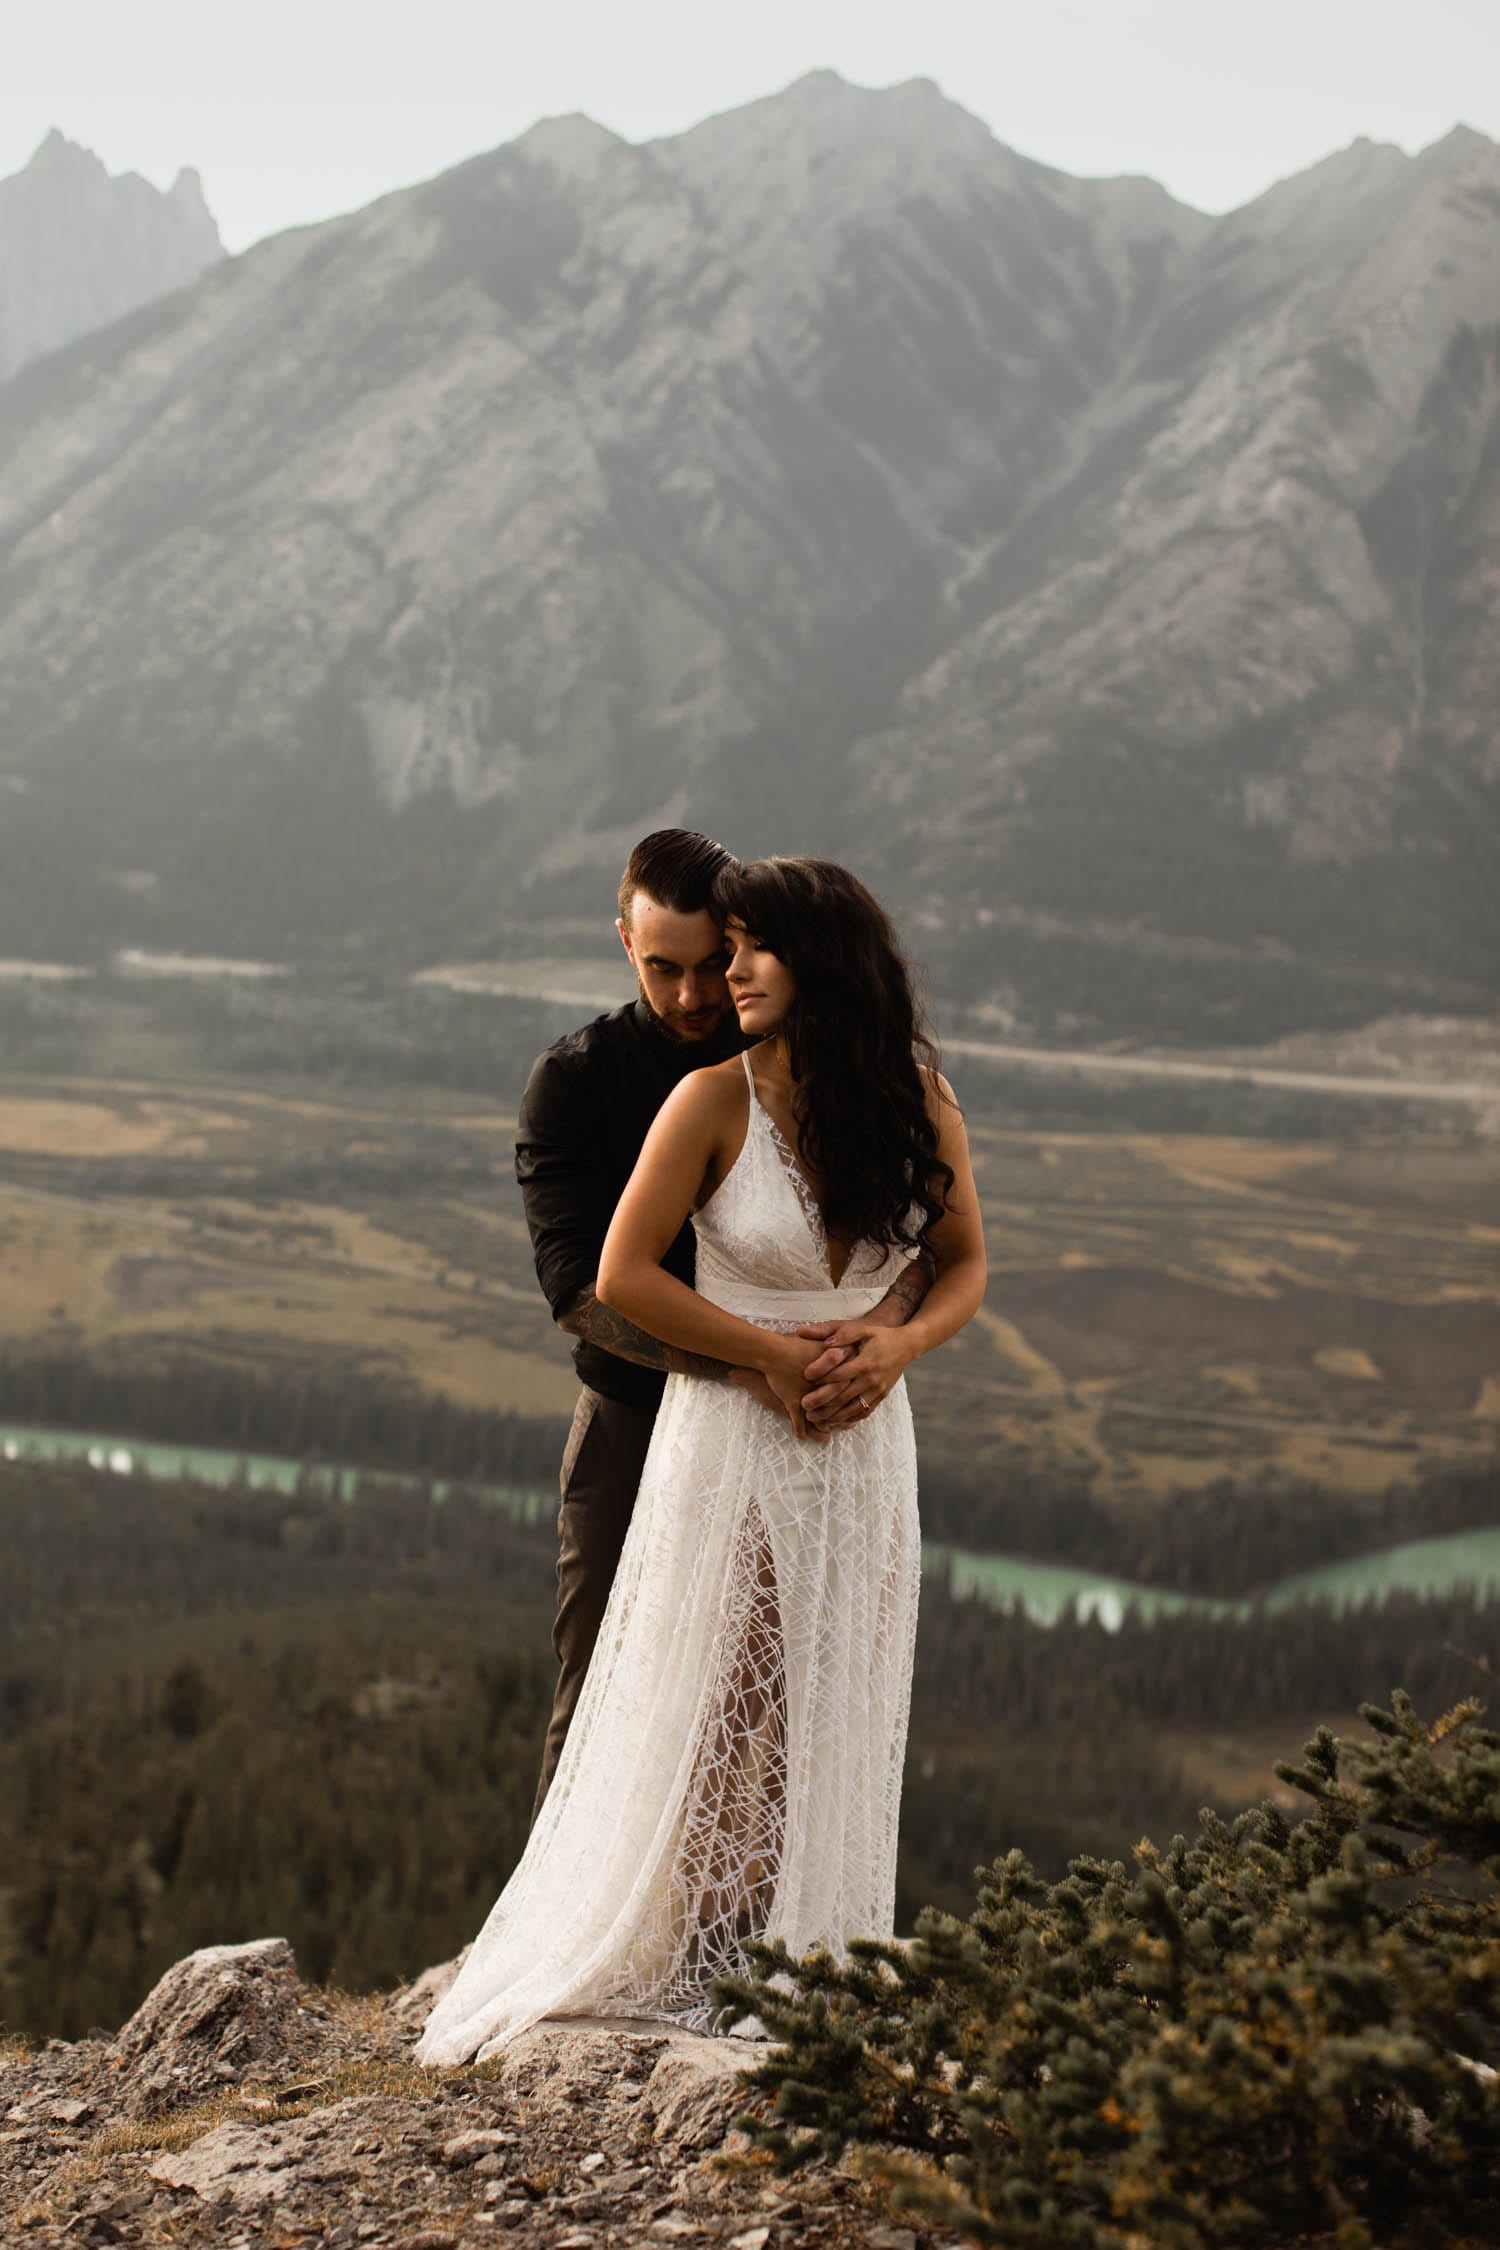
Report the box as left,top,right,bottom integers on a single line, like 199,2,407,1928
618,829,739,926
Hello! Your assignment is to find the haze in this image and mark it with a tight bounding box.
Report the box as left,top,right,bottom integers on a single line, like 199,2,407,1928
2,0,1496,253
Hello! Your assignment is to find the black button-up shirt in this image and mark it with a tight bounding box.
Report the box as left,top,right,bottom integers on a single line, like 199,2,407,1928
514,1000,748,1409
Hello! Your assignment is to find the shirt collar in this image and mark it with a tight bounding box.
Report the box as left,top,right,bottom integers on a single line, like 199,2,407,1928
632,997,744,1066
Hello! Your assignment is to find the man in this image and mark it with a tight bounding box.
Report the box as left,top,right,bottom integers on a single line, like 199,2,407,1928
515,828,929,1817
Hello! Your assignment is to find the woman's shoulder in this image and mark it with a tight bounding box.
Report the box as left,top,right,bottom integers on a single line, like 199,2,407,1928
658,1054,749,1122
918,1060,959,1107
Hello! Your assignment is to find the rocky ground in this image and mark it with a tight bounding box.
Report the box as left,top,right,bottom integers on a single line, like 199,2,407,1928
0,1939,949,2250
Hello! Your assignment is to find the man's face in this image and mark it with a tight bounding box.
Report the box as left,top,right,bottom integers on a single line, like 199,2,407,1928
617,892,731,1044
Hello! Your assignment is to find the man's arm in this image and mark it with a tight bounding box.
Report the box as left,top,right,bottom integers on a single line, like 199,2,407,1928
557,1282,733,1381
516,1042,737,1382
562,1284,828,1431
871,1254,936,1327
515,1039,844,1422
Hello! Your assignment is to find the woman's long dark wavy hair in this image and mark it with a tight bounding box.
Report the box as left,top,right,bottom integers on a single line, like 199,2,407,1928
712,856,956,1250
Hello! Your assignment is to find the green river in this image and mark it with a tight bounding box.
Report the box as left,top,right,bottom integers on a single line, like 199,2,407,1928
5,1420,1497,1628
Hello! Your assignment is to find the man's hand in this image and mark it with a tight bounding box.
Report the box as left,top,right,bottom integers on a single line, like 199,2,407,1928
729,1364,831,1444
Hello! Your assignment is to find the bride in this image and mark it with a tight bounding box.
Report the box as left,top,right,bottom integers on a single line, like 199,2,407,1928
413,857,985,2065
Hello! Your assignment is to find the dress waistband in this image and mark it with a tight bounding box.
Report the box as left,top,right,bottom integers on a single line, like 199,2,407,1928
703,1282,889,1324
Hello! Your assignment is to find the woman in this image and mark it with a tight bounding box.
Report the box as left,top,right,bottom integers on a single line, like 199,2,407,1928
413,858,985,2065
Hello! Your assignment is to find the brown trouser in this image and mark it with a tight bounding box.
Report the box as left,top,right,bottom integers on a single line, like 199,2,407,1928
530,1385,658,1824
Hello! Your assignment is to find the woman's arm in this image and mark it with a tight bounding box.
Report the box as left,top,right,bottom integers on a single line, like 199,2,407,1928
898,1069,987,1350
596,1071,825,1425
800,1070,986,1423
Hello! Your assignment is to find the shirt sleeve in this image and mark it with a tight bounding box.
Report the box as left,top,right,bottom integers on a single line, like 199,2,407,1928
513,1044,615,1323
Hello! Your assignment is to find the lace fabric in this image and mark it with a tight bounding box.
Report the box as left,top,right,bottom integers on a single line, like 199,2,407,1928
414,1053,921,2064
759,1105,827,1254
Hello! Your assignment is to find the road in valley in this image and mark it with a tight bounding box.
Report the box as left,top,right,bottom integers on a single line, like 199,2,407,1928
943,1035,1500,1110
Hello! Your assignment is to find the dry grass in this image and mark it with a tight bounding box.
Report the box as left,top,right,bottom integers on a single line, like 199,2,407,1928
1,1074,1494,1497
0,1095,238,1160
20,2045,509,2219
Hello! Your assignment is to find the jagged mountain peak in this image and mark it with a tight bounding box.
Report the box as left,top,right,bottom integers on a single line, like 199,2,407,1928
512,109,628,177
0,127,222,384
169,163,212,211
1420,120,1498,167
1236,131,1412,224
725,65,950,114
667,65,1009,199
25,126,107,178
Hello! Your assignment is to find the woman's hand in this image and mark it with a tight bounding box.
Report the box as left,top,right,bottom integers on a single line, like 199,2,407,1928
760,1335,829,1441
799,1321,915,1429
729,1365,831,1446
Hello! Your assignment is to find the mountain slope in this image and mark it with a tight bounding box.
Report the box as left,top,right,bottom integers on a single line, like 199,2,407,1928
0,77,1493,1039
846,124,1500,1027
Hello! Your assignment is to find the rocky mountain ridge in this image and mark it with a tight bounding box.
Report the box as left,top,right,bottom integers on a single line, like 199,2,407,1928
0,130,221,384
0,74,1494,1040
0,1936,924,2250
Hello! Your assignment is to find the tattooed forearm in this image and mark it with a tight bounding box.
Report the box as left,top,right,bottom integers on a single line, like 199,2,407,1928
558,1285,733,1380
882,1250,936,1324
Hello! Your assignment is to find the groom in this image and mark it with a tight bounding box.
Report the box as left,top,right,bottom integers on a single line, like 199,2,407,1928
515,827,929,1817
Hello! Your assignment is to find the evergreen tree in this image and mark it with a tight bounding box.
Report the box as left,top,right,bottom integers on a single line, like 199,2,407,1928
715,1691,1500,2249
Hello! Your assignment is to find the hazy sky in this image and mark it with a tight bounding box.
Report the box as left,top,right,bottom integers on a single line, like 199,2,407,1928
4,0,1497,254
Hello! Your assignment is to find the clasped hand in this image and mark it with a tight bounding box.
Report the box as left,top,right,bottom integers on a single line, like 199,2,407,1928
732,1318,913,1441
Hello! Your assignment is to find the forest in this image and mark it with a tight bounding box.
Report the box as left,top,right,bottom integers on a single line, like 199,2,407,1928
0,1346,563,1489
5,1346,1498,1597
918,1449,1500,1595
2,1452,1494,2046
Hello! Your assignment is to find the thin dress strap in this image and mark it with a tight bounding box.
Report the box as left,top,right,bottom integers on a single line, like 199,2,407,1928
740,1045,827,1254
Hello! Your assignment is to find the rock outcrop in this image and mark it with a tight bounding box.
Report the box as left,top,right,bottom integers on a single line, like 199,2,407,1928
0,1937,933,2249
0,129,222,383
109,1934,335,2119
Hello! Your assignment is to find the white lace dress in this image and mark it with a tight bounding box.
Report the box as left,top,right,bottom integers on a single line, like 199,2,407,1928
413,1052,921,2064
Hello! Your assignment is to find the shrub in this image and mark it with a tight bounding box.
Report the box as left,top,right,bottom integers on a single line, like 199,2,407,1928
715,1691,1500,2248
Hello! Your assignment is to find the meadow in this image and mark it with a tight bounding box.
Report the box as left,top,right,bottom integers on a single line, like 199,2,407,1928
0,991,1494,1509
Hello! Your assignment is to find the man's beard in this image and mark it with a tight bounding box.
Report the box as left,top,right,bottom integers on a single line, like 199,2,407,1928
636,975,727,1048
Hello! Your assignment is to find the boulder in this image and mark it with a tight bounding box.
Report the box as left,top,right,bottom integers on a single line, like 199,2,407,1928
111,1935,334,2117
476,2015,765,2155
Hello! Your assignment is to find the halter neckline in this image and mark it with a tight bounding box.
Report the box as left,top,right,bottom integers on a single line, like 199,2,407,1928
740,1051,852,1288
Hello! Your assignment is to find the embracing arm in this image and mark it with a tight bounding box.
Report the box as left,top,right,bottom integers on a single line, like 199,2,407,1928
596,1073,827,1430
515,1043,732,1380
557,1284,732,1381
873,1251,935,1326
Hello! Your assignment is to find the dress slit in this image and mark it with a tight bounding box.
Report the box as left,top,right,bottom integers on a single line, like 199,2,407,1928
667,1493,788,2019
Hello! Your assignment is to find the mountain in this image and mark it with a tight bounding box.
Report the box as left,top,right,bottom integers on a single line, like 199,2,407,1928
0,130,222,384
0,76,1494,1041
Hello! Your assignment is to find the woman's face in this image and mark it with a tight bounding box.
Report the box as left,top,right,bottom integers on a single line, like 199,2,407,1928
724,916,796,1039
